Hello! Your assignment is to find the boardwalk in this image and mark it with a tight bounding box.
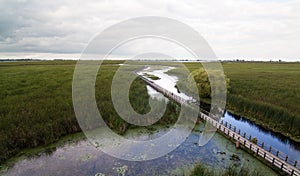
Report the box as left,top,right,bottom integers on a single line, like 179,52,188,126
138,74,300,176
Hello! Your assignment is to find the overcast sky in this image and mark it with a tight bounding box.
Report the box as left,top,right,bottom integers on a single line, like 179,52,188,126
0,0,299,61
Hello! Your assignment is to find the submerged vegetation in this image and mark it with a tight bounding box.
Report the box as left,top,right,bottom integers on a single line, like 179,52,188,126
190,163,262,176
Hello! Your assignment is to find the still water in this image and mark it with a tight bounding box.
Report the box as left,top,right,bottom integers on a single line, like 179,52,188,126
223,111,300,162
2,124,276,176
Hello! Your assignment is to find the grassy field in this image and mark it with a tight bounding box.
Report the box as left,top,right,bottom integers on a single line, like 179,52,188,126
0,60,299,165
0,60,179,164
223,62,300,141
181,62,300,142
0,61,78,163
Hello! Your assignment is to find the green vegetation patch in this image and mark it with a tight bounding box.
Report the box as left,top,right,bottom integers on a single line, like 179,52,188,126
190,163,263,176
143,73,161,80
169,62,300,142
0,61,180,164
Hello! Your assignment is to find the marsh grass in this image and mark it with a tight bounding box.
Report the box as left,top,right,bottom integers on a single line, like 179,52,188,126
142,73,161,80
170,62,300,142
0,60,180,164
1,60,299,166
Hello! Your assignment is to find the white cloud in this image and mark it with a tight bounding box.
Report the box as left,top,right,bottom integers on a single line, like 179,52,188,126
0,0,299,60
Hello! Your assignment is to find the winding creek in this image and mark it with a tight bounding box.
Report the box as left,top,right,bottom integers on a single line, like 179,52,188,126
1,64,299,175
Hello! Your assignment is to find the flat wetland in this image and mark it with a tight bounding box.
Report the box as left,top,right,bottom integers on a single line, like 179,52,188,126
0,60,299,175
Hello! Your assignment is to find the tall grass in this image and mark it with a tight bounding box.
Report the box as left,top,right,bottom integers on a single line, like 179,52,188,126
0,60,180,163
180,62,300,141
223,62,300,141
1,60,299,165
0,61,79,162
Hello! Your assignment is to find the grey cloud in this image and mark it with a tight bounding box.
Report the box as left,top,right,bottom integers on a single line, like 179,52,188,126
0,0,299,60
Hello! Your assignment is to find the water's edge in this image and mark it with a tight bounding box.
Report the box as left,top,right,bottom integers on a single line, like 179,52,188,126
0,132,86,172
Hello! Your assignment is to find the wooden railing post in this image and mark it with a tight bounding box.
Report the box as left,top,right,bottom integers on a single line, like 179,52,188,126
243,132,246,138
276,151,279,157
285,156,288,162
261,142,264,149
269,146,272,152
238,129,240,135
294,160,298,167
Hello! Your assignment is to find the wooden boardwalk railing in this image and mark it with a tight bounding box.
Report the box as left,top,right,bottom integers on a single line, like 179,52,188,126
137,74,300,176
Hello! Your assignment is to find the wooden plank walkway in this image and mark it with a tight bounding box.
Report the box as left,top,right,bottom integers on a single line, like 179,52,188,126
138,74,300,176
